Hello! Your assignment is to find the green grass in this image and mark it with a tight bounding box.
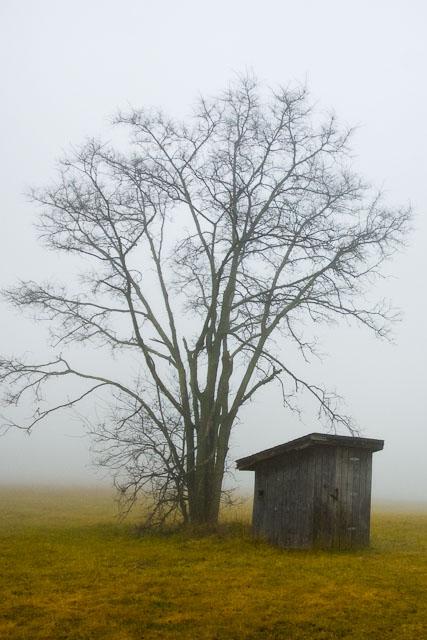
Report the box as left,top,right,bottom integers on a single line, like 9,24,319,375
0,487,426,639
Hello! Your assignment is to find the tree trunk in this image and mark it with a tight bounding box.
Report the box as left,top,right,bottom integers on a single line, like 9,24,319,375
188,449,226,525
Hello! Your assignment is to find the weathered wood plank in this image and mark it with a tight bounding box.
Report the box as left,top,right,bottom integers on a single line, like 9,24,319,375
350,448,362,547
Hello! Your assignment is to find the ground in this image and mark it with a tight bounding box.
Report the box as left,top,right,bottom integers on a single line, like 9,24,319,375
0,487,426,639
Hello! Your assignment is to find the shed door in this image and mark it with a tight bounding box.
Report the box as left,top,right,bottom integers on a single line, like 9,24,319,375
313,447,372,549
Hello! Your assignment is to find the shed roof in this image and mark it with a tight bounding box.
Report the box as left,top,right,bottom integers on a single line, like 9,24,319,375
236,432,384,471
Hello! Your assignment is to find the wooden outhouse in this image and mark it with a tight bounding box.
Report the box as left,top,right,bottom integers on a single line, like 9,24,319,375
236,433,384,550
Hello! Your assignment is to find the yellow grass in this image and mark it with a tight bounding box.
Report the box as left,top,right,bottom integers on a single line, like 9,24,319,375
0,487,426,639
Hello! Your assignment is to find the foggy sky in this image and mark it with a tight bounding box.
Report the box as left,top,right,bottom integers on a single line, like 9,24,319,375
1,0,426,502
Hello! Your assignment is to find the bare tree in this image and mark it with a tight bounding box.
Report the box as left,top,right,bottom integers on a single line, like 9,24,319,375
0,77,409,525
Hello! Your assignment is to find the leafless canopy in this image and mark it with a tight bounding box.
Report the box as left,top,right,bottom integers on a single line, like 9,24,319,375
0,77,409,524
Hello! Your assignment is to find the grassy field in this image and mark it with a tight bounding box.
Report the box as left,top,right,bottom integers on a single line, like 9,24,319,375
0,487,426,639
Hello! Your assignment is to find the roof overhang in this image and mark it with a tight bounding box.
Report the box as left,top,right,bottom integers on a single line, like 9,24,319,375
236,432,384,471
